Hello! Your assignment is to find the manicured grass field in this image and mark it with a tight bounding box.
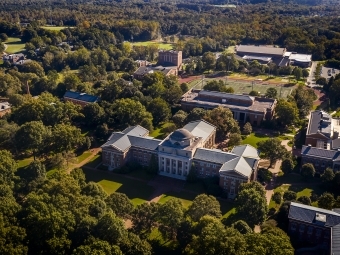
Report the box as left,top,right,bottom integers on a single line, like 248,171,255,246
158,191,195,208
82,168,155,206
132,41,173,50
189,77,294,98
84,154,101,168
77,152,92,163
150,122,174,139
5,37,25,54
17,158,33,169
241,132,269,148
41,26,74,31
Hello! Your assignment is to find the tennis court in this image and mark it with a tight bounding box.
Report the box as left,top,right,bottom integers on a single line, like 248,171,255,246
188,77,294,98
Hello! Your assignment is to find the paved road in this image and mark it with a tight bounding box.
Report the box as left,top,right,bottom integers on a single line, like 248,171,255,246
307,61,317,85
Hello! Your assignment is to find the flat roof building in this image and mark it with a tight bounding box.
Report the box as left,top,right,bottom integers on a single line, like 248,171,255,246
64,91,99,107
181,90,276,126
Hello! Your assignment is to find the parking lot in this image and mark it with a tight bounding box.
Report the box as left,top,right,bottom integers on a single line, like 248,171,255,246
320,66,340,79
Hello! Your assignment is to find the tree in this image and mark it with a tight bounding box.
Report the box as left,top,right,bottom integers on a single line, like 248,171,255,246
110,99,153,131
186,108,207,122
120,232,152,255
131,202,159,238
249,90,259,96
318,192,335,210
185,216,246,255
0,150,17,187
105,193,134,219
172,110,188,128
82,182,107,199
52,124,85,153
297,196,311,205
283,191,297,201
95,123,109,139
257,138,287,167
302,69,309,78
272,192,282,204
157,198,184,240
236,187,268,227
301,163,315,179
281,157,294,174
316,77,327,86
228,133,242,147
242,122,252,135
232,220,252,234
275,99,298,127
186,194,222,222
24,160,46,182
321,168,335,183
82,103,105,127
14,121,51,159
147,98,171,126
180,83,189,93
94,213,127,245
203,106,240,139
293,67,302,80
265,88,277,98
292,85,316,117
202,52,216,71
73,238,123,255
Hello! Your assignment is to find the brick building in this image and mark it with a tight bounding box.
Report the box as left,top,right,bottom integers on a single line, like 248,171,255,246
288,202,340,254
63,91,99,107
158,50,182,68
181,90,276,126
101,120,260,198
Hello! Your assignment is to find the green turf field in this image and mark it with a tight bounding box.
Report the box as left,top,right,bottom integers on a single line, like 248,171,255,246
5,37,25,54
132,41,173,50
189,77,293,98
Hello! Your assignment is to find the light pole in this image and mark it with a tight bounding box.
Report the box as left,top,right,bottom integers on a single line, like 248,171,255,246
226,56,231,85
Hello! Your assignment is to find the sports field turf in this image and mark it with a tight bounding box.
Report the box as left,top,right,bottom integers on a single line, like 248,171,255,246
189,77,293,98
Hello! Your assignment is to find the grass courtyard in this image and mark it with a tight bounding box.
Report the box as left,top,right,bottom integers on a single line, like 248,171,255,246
241,132,269,148
189,77,294,98
149,122,174,139
5,37,25,54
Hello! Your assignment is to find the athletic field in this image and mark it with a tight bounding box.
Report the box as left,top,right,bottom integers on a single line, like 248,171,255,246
188,77,294,98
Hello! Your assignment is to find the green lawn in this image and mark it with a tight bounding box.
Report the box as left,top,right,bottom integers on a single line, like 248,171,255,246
242,133,269,148
84,154,101,168
158,191,196,208
82,168,154,206
77,152,92,163
132,41,173,50
17,158,33,169
5,37,25,54
150,122,174,139
41,26,74,31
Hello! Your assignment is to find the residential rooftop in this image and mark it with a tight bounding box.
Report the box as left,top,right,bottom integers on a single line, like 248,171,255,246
64,91,99,103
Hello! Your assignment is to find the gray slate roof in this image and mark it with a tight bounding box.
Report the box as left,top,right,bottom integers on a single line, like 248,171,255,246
307,110,332,137
219,156,253,177
237,45,285,56
332,139,340,150
301,145,340,160
184,120,216,142
101,126,159,152
231,144,260,159
288,202,340,228
194,148,238,164
332,224,340,255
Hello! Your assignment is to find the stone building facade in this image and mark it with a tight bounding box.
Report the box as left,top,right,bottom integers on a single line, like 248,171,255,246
101,120,260,199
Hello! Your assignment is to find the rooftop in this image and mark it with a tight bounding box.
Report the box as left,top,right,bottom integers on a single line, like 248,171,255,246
236,45,286,56
183,120,216,143
182,90,275,113
301,145,340,161
288,202,340,228
194,148,239,164
289,53,312,62
219,156,253,178
64,91,99,103
307,111,332,137
231,144,260,159
0,102,11,111
242,55,272,62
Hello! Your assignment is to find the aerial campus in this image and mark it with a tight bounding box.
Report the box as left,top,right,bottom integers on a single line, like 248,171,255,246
3,0,340,254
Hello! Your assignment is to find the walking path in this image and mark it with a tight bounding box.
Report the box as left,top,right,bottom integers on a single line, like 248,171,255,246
67,148,101,173
264,140,291,205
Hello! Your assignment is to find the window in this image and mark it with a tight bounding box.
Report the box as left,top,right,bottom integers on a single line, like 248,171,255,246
307,226,313,235
290,223,296,231
200,162,204,166
299,225,305,233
